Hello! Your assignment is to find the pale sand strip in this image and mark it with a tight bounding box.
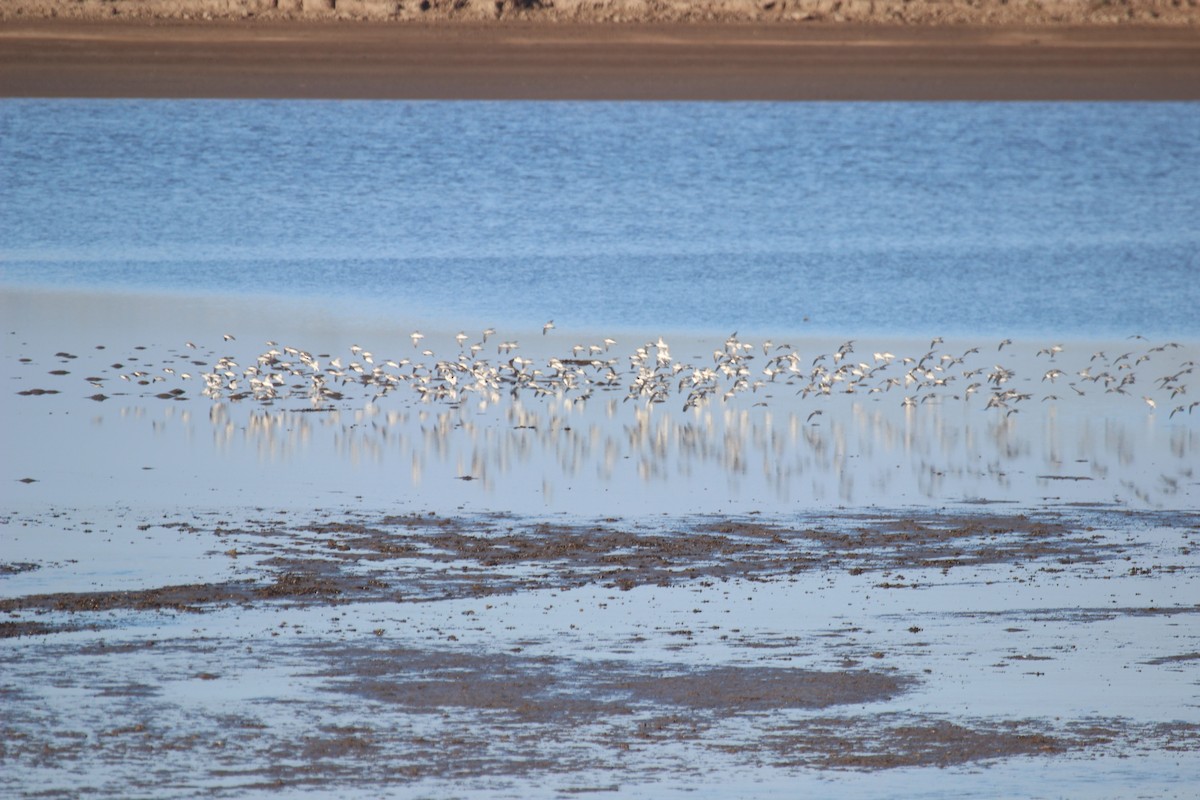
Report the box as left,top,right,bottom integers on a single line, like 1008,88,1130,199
2,20,1199,99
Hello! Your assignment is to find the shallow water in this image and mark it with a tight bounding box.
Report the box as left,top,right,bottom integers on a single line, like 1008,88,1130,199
3,288,1197,518
2,101,1199,338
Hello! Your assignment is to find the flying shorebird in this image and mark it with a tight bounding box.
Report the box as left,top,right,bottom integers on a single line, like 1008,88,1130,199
543,320,555,336
410,331,424,347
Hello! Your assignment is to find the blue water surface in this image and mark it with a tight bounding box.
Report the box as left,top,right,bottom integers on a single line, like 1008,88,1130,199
1,100,1197,337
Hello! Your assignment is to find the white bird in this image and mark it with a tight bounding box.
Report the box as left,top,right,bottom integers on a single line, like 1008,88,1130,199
543,320,555,336
410,331,424,348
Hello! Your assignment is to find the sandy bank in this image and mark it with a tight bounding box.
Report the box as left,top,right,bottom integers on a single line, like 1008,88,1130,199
3,18,1199,99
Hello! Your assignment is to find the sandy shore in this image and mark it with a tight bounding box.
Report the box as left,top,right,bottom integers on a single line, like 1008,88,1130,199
2,19,1199,99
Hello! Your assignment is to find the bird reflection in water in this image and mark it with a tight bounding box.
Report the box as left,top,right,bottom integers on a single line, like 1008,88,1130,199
91,329,1198,510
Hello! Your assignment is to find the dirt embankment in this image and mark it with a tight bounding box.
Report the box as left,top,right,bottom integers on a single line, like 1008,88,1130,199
4,0,1198,25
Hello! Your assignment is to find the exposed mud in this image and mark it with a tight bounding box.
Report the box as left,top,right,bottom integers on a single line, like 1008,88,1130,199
0,510,1160,615
3,507,1199,795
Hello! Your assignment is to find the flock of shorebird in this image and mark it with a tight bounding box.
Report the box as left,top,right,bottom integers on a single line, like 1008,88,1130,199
124,327,1198,420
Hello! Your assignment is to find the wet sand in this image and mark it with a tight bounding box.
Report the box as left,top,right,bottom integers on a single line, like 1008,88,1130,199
3,20,1200,100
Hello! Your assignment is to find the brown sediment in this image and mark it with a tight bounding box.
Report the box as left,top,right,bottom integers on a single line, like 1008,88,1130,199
312,646,911,736
607,665,905,710
758,716,1072,768
1,510,1187,615
0,620,69,638
1144,652,1200,665
2,508,1198,791
1,19,1199,100
3,632,1198,786
0,582,262,615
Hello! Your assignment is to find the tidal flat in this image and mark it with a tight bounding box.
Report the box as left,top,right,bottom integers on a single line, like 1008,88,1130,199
3,287,1199,797
3,505,1200,798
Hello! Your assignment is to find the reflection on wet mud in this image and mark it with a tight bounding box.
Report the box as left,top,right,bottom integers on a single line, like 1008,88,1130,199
128,386,1197,511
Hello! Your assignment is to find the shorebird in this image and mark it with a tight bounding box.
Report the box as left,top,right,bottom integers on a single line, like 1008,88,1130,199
543,320,555,336
410,331,424,348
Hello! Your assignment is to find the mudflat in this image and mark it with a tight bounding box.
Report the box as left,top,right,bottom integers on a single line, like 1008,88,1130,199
2,20,1199,100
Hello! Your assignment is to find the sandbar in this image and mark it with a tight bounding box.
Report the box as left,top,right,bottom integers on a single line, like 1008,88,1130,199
2,19,1199,100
